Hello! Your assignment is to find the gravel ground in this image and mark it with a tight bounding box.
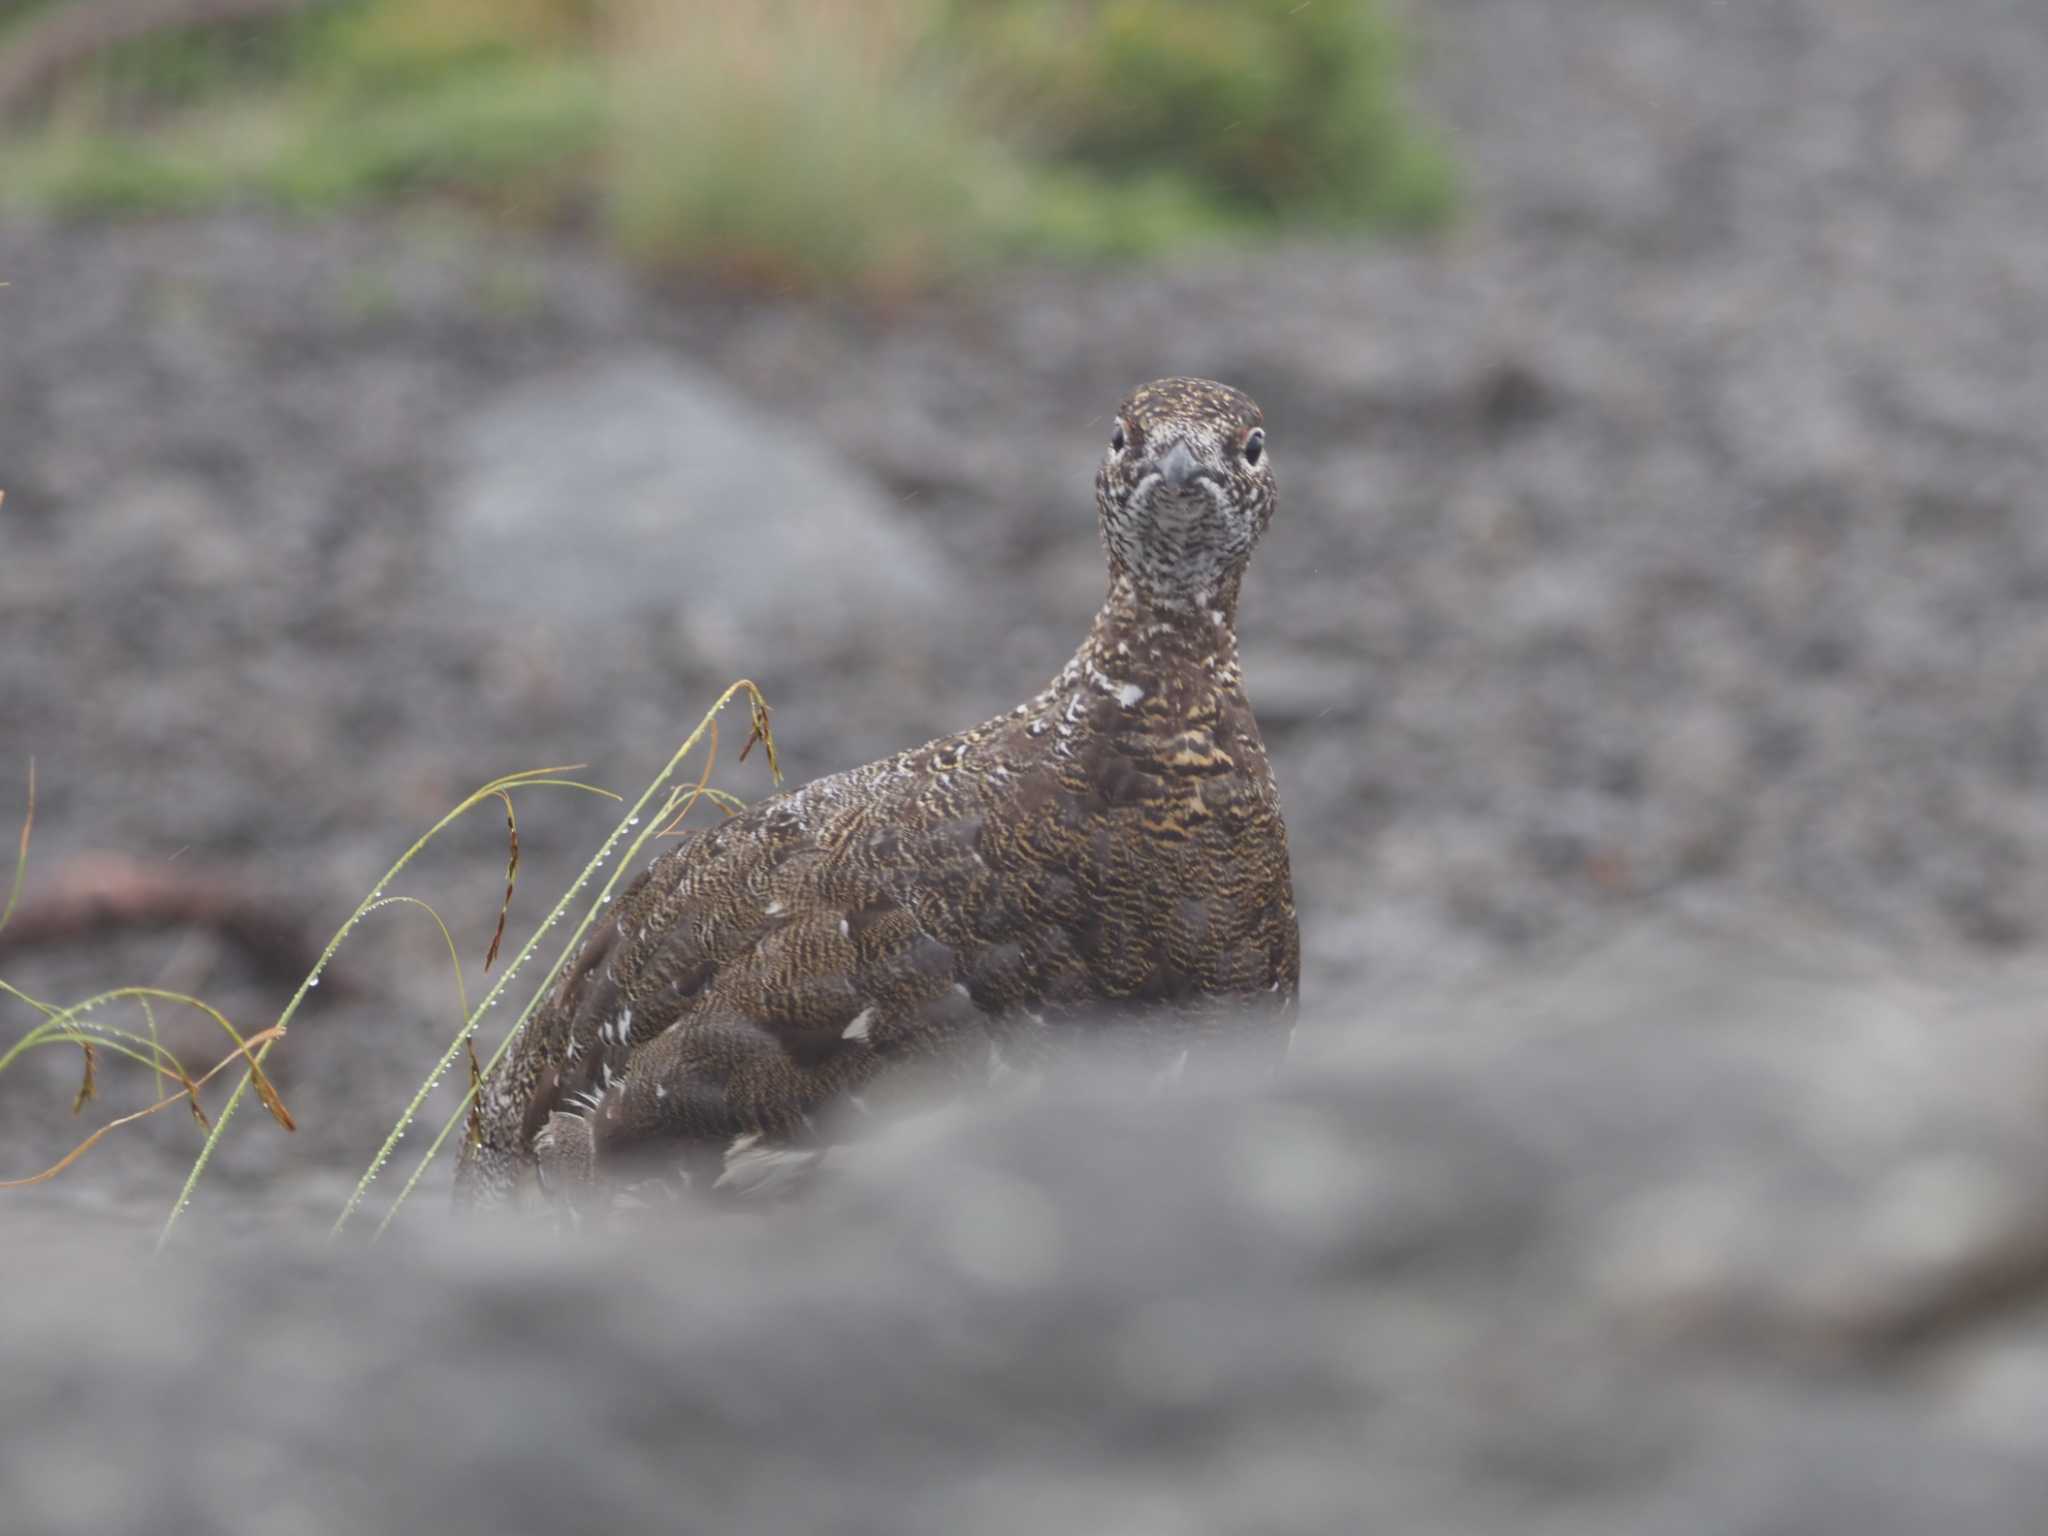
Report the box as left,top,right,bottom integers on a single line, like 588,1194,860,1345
5,0,2048,1203
7,0,2048,1525
8,0,2039,1187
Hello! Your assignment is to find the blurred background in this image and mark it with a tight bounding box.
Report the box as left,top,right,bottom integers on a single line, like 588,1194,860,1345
6,1,2048,1529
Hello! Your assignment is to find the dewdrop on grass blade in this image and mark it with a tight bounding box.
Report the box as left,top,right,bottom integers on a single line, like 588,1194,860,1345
349,679,780,1240
152,762,623,1249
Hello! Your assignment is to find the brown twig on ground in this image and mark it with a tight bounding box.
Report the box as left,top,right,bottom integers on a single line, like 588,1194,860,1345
0,0,329,120
0,852,326,992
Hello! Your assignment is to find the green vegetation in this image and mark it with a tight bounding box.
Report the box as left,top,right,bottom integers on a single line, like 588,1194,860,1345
0,0,1453,283
940,0,1451,227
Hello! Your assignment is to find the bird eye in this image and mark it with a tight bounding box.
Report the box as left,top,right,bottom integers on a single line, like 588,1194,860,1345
1243,428,1265,466
1110,420,1127,453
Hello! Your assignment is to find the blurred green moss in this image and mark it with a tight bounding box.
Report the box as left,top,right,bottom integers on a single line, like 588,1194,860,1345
939,0,1453,227
0,0,1453,285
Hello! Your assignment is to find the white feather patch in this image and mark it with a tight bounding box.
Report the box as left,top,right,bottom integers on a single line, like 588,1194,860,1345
1089,667,1146,707
842,1006,877,1043
714,1138,820,1198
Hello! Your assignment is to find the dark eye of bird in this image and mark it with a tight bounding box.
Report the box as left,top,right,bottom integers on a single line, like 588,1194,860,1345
1243,428,1265,466
1110,422,1127,452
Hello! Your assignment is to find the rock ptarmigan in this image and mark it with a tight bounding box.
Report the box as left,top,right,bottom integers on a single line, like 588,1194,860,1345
457,377,1299,1212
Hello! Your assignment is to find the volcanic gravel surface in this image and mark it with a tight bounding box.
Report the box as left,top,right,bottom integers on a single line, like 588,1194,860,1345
5,5,2048,1522
4,0,2048,1201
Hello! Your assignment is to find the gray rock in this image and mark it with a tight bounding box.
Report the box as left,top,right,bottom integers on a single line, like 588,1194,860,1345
8,935,2048,1534
441,356,961,674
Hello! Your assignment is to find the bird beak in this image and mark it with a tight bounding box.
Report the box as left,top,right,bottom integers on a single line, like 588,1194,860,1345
1156,438,1204,491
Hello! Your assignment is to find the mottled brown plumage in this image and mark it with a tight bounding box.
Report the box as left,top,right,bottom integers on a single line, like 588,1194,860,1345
457,378,1299,1211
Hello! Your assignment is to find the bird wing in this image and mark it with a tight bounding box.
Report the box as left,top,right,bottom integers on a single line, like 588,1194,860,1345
477,747,1000,1192
466,705,1296,1203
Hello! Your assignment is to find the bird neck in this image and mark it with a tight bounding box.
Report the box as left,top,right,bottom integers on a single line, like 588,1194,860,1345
1064,572,1246,704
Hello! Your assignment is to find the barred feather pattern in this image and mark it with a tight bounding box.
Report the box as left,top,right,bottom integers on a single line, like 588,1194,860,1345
456,379,1300,1211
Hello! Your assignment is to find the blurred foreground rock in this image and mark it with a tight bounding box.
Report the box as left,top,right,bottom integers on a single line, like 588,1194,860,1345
8,935,2048,1535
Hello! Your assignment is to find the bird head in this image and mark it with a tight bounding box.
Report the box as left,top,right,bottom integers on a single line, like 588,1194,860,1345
1095,377,1274,612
